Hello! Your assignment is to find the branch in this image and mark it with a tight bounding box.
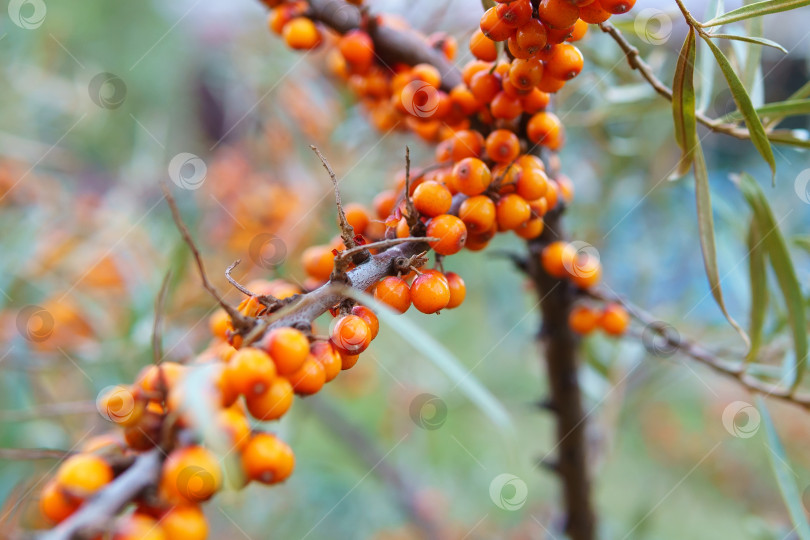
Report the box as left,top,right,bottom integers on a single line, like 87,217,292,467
310,145,357,251
38,449,163,540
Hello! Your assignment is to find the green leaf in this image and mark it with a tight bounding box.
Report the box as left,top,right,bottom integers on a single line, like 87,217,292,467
672,27,697,177
766,131,810,148
794,236,810,254
698,0,724,112
341,287,514,433
709,33,787,53
723,99,810,122
740,173,808,390
757,396,810,540
694,145,751,349
703,0,810,26
746,220,769,362
702,36,776,179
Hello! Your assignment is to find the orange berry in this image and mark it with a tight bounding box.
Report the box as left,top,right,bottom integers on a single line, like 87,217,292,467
412,63,442,88
374,276,411,313
516,18,548,55
486,129,521,163
497,0,533,26
286,356,326,395
490,91,523,120
351,305,379,339
516,166,549,200
39,481,80,523
521,87,551,113
546,43,584,80
517,154,546,171
343,203,370,235
452,158,492,196
569,305,600,335
536,69,567,93
113,514,167,540
509,58,544,91
544,180,560,211
310,341,342,382
225,347,277,398
245,377,294,420
330,314,372,355
97,385,145,427
527,111,564,149
515,216,545,239
209,308,232,340
137,362,185,394
339,350,360,370
459,195,496,232
410,272,451,314
426,214,468,255
546,24,576,44
123,408,163,451
568,19,589,41
160,446,221,504
161,506,208,540
338,29,374,67
56,454,113,498
445,272,466,309
541,241,575,278
264,327,309,375
469,71,502,104
469,29,497,61
373,189,398,220
480,6,515,42
496,194,531,230
601,303,630,336
570,254,602,289
302,245,334,281
282,17,322,50
579,1,612,23
412,180,452,217
599,0,635,14
216,407,251,450
537,0,580,29
241,433,295,484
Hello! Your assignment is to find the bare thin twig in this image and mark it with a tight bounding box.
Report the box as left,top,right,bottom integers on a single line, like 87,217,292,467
337,237,437,260
403,146,418,228
310,146,357,250
225,260,280,310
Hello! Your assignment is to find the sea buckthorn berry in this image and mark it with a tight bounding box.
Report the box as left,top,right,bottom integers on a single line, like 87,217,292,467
506,34,532,59
516,18,548,56
97,385,145,427
265,327,310,375
601,303,630,336
486,129,521,163
351,305,379,339
490,91,523,120
268,4,302,35
330,314,372,355
374,276,411,313
137,362,185,394
412,63,442,88
516,166,549,200
527,111,564,149
225,347,277,398
445,272,466,309
569,305,600,335
546,43,584,80
373,189,398,220
160,446,222,504
568,19,589,41
537,0,580,28
113,514,167,540
410,272,450,314
246,377,294,420
537,69,567,93
496,194,532,230
546,24,575,44
452,158,492,196
480,7,515,42
449,129,485,161
209,308,232,340
517,154,546,171
286,356,326,395
161,506,208,540
56,454,113,498
302,245,334,281
310,341,342,382
579,1,612,23
412,180,452,217
216,407,251,450
40,481,80,523
599,0,635,14
544,180,560,210
343,203,370,235
426,214,468,255
282,17,322,50
509,58,543,91
469,29,497,62
497,0,533,26
461,60,492,86
339,350,359,370
459,195,496,232
469,71,502,104
515,216,545,239
123,408,163,451
541,241,576,278
521,87,551,113
570,254,602,289
241,433,295,484
338,29,374,67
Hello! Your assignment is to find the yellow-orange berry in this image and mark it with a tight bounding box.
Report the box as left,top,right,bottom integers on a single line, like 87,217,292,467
39,481,80,524
161,506,208,540
302,245,334,281
541,241,575,278
509,58,544,91
599,0,636,14
601,303,630,336
264,327,309,375
160,446,222,504
351,305,379,339
216,407,251,450
570,254,602,289
209,309,232,340
97,385,145,428
546,43,584,80
283,17,322,50
516,167,549,200
412,180,452,217
569,305,600,335
56,454,113,498
579,1,612,23
241,433,295,484
373,189,398,220
469,28,497,61
516,18,548,55
480,6,515,41
486,129,521,163
568,19,588,42
459,195,496,233
137,362,186,394
426,214,468,255
343,203,370,235
445,272,466,309
374,276,411,313
410,272,451,314
330,314,372,355
339,350,360,370
515,217,545,239
537,0,580,28
245,378,294,421
338,29,374,67
286,356,326,395
225,347,277,398
452,158,492,196
310,341,342,382
496,194,531,230
527,111,564,149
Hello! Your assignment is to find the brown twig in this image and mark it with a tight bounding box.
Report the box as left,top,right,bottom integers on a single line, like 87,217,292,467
152,270,171,366
310,146,357,251
337,237,438,261
225,260,281,310
403,146,418,228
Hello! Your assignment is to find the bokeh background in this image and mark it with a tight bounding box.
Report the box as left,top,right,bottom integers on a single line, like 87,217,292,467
1,0,810,538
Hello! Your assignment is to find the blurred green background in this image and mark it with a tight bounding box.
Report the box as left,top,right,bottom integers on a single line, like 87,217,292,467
1,0,809,538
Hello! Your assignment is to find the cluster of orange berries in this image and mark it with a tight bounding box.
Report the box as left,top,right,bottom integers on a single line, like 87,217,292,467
569,302,629,336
